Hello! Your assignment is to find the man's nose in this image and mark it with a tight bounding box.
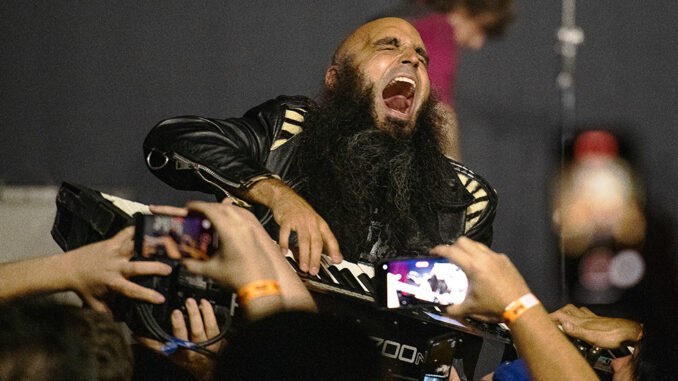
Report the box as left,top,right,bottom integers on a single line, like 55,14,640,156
400,47,420,67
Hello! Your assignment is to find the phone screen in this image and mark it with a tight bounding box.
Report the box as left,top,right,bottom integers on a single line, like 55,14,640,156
135,214,219,261
376,257,468,309
422,332,464,380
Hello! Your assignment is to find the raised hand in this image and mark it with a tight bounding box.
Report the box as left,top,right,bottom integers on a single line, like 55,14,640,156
180,199,280,290
65,226,172,315
429,237,530,322
137,298,225,381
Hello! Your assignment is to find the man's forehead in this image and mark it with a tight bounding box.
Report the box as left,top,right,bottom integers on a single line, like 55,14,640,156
343,18,426,54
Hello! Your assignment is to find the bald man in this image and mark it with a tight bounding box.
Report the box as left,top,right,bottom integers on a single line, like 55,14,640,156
144,18,496,274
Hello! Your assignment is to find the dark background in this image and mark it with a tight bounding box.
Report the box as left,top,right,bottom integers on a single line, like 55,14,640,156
2,1,677,310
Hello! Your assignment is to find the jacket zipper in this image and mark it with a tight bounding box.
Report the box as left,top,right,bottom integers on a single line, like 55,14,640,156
171,152,251,208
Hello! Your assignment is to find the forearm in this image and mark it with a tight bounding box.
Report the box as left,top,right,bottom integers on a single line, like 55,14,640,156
0,255,72,302
235,177,294,208
267,248,317,312
509,305,599,381
242,294,285,321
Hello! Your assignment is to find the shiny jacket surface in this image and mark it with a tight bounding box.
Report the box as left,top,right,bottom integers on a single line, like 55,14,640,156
143,95,497,248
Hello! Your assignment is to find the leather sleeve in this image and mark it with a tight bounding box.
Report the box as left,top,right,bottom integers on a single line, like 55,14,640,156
143,95,312,198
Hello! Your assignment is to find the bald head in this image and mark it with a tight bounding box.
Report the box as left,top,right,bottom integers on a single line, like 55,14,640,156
326,18,431,137
332,18,428,65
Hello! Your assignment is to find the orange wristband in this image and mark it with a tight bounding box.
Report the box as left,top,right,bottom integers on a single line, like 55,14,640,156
237,280,281,306
502,293,540,324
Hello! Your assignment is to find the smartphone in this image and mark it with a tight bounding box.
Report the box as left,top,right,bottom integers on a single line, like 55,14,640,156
134,213,219,261
421,331,465,380
374,257,468,309
129,213,229,338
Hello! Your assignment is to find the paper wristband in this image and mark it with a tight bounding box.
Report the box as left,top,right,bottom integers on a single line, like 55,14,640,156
502,293,540,324
237,280,281,306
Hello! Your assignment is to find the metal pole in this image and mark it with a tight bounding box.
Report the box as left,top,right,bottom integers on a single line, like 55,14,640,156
556,0,584,305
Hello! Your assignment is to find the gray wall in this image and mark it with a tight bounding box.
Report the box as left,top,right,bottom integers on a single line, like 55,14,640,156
2,1,677,309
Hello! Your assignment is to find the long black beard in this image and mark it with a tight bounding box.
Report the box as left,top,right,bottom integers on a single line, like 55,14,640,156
295,61,465,262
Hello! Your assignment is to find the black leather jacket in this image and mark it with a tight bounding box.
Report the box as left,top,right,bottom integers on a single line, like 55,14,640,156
143,95,497,251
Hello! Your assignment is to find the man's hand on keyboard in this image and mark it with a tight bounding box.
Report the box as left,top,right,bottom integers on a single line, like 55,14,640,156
65,226,172,315
270,188,342,276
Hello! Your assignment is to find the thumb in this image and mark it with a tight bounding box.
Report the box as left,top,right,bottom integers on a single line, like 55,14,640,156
444,302,469,319
82,294,113,318
183,259,209,276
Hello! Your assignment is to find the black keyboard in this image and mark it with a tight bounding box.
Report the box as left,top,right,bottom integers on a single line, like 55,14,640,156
284,252,515,381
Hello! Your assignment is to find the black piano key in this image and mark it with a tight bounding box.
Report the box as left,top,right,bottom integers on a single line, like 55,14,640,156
339,268,362,293
327,266,345,287
317,265,336,284
357,273,375,295
286,256,325,280
285,257,302,273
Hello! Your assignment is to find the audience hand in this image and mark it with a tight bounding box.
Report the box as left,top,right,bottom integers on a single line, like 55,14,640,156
137,297,225,381
430,237,530,322
550,304,642,348
180,199,279,290
64,226,172,315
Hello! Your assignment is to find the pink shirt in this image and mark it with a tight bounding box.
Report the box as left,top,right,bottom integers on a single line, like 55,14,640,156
412,13,458,107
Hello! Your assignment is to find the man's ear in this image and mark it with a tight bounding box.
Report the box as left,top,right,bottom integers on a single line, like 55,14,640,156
325,65,338,89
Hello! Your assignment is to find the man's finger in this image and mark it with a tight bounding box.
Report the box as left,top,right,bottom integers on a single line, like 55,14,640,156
182,259,209,277
199,299,220,339
309,230,323,275
117,227,135,256
113,226,135,242
455,236,488,254
278,224,292,254
186,298,207,342
430,244,473,271
444,302,469,319
320,223,343,264
297,228,311,273
171,309,189,340
82,295,113,317
149,205,189,216
136,336,165,353
159,237,182,259
124,261,173,277
113,280,166,304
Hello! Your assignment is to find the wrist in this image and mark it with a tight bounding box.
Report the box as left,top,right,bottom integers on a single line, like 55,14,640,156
502,293,541,325
237,279,282,306
244,177,287,208
53,252,81,292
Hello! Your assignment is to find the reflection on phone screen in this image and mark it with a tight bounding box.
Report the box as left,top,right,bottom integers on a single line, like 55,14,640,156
141,215,217,261
384,258,468,308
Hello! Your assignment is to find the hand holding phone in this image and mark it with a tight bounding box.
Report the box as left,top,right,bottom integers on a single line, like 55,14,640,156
135,213,218,261
375,257,468,309
430,237,531,322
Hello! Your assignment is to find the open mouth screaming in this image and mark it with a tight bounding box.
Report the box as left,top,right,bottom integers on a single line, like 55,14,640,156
382,76,416,119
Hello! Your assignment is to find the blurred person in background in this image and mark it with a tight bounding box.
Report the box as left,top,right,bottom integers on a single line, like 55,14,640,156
409,0,515,158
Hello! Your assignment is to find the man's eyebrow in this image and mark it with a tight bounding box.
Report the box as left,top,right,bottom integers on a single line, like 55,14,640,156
415,46,430,65
373,37,430,65
374,37,400,47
